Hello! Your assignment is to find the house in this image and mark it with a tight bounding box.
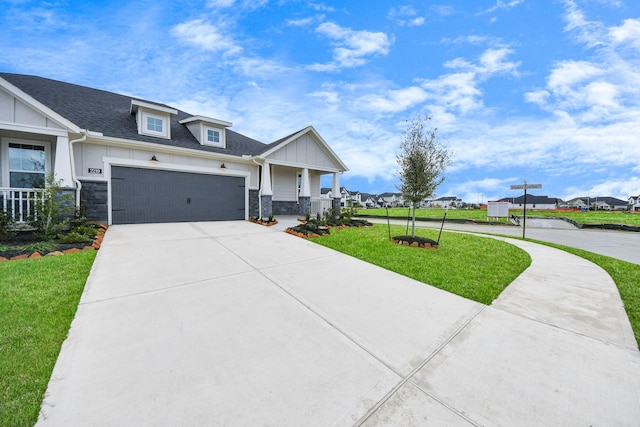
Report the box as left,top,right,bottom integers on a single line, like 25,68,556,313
0,73,347,225
339,187,362,207
359,193,377,208
629,195,640,211
424,196,463,209
379,192,403,207
499,194,559,210
567,196,628,211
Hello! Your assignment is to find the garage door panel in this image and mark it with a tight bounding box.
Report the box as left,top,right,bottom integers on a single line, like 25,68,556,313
111,166,245,224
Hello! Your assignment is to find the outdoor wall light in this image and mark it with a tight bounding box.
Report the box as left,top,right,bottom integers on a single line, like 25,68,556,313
150,155,159,163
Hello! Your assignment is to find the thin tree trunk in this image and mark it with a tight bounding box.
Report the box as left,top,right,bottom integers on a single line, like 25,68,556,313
412,203,417,237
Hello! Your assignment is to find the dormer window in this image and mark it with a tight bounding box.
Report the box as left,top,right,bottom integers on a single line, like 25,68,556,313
130,99,177,139
180,116,232,149
207,128,220,143
147,116,164,133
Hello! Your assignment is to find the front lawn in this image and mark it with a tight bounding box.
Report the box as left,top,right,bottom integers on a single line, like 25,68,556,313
0,251,96,427
314,224,531,305
360,207,640,226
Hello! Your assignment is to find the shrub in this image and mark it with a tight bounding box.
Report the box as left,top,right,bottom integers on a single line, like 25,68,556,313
0,211,16,242
31,175,74,240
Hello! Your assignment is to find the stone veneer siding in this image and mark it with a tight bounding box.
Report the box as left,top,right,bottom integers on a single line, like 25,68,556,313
80,180,108,222
249,190,259,218
299,196,311,217
332,197,341,216
272,200,303,215
260,194,273,218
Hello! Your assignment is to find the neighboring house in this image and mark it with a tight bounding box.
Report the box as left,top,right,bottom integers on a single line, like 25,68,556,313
500,194,559,210
339,187,361,207
359,193,377,208
567,196,628,211
566,197,590,210
0,73,347,225
629,195,640,211
379,192,403,207
425,196,463,209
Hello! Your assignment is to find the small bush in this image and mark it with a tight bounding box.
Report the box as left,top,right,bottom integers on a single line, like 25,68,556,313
58,231,92,244
0,211,16,242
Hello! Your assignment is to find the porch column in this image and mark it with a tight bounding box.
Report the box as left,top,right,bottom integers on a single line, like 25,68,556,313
331,172,341,216
299,168,311,215
54,135,74,187
260,162,273,218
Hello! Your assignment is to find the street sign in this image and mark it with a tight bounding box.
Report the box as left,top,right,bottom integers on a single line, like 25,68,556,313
510,183,542,190
509,181,542,239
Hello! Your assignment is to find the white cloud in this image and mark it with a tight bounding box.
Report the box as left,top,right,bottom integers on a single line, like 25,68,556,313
206,0,235,8
388,5,426,27
609,18,640,50
484,0,524,14
308,22,393,71
171,19,242,56
286,17,317,27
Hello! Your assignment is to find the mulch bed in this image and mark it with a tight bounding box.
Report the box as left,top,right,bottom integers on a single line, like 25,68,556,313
391,235,439,249
0,225,108,261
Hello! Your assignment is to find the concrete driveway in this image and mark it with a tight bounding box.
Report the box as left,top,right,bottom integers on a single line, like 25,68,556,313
37,221,640,426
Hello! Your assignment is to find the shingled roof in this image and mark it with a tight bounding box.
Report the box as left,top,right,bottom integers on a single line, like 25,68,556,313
0,73,268,157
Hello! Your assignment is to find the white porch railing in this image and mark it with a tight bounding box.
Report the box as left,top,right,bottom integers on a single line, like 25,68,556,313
310,198,333,216
0,187,45,224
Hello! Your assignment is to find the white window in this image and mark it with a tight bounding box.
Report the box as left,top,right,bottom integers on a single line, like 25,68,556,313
147,116,164,133
1,139,50,188
207,129,220,143
203,126,224,147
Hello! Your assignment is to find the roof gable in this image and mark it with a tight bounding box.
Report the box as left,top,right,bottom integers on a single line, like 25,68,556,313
258,126,348,172
0,74,81,134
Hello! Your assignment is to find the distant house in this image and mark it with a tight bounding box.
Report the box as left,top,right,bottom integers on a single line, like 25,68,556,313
629,195,640,211
359,192,377,208
567,196,627,211
379,192,403,207
500,194,559,210
594,197,628,211
425,196,463,209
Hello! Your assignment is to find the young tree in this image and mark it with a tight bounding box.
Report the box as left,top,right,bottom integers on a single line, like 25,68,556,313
397,115,451,237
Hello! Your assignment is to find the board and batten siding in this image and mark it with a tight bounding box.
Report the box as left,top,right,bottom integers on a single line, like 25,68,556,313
265,134,336,171
0,88,65,131
73,141,259,188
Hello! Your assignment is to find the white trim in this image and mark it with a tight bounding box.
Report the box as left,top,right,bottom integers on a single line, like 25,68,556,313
0,121,69,137
103,156,250,225
130,99,177,115
179,116,232,127
263,157,341,173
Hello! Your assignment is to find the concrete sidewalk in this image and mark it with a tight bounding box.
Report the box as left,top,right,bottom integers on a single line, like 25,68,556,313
37,221,640,426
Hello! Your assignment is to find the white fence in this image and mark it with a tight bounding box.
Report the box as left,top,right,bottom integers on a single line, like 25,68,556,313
310,198,333,216
0,188,45,223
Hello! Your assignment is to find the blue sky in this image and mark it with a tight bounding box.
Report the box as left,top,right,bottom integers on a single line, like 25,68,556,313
1,0,639,202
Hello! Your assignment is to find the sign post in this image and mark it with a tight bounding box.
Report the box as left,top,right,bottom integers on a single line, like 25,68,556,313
510,181,542,239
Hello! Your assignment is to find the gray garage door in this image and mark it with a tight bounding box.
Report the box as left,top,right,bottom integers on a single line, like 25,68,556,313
111,166,245,224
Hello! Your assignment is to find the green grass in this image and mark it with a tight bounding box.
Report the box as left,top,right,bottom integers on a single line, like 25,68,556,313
359,207,640,226
529,240,640,346
314,224,531,305
0,251,96,427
